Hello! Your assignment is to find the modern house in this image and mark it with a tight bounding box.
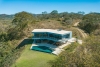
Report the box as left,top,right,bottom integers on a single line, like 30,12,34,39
31,29,73,55
32,29,72,45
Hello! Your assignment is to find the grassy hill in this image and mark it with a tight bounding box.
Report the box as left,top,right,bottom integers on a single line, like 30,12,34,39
11,44,56,67
1,12,100,67
10,19,85,67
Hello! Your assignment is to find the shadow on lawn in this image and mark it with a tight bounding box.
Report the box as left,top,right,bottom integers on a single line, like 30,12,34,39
16,39,33,49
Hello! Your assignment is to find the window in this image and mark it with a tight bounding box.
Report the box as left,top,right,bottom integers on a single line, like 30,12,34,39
65,34,70,38
49,34,54,38
42,33,48,37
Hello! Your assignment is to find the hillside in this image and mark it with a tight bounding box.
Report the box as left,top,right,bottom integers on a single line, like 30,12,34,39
0,11,100,67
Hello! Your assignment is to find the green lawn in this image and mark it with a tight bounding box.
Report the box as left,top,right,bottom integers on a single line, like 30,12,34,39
11,44,56,67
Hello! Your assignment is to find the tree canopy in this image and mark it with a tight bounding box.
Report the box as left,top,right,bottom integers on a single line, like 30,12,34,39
8,11,35,40
79,13,100,34
12,11,35,25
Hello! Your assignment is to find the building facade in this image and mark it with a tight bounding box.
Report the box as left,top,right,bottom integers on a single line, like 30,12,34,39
32,29,72,45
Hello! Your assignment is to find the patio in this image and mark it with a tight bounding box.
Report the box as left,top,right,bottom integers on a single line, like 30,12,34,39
30,41,72,55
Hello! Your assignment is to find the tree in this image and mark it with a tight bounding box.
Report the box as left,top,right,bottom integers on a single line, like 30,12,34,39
12,11,35,26
63,17,73,25
79,13,100,34
8,11,35,40
42,11,47,15
50,10,58,18
59,12,69,18
42,11,49,19
77,11,85,15
0,32,8,42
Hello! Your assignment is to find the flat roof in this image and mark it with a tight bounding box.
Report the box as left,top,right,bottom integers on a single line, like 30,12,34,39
32,29,71,35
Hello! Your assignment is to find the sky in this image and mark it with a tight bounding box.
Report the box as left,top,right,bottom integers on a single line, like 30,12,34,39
0,0,100,14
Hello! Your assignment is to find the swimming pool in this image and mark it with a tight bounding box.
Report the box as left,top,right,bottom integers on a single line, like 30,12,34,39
31,46,53,53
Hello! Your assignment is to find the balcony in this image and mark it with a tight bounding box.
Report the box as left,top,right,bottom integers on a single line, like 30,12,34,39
33,36,60,41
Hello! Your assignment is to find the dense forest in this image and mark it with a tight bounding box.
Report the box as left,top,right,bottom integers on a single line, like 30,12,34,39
0,11,100,67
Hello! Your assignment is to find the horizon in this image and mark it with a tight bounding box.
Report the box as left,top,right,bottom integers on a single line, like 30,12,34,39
0,0,100,14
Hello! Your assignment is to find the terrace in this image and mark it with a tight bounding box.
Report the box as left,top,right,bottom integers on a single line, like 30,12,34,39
31,29,73,55
30,41,72,55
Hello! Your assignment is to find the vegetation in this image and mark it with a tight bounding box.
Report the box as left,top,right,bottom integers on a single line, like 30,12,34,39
79,13,100,34
0,10,100,67
50,36,100,67
49,12,100,67
0,11,36,67
11,44,56,67
8,11,36,40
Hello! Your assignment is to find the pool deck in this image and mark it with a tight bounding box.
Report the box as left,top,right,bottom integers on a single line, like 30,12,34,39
52,42,71,55
30,38,76,55
30,42,71,55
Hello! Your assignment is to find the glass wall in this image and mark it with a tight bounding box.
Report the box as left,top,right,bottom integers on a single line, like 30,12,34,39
48,33,62,40
64,34,70,38
34,32,48,38
34,32,62,40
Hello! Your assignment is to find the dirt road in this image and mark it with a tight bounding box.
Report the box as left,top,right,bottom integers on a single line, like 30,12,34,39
73,22,88,39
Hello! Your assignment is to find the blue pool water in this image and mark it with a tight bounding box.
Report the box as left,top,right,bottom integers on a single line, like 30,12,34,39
31,46,53,53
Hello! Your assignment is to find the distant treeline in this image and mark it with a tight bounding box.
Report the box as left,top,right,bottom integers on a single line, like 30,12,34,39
0,14,14,20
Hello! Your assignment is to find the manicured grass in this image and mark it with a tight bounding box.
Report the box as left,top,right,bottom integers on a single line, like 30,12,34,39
11,45,56,67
